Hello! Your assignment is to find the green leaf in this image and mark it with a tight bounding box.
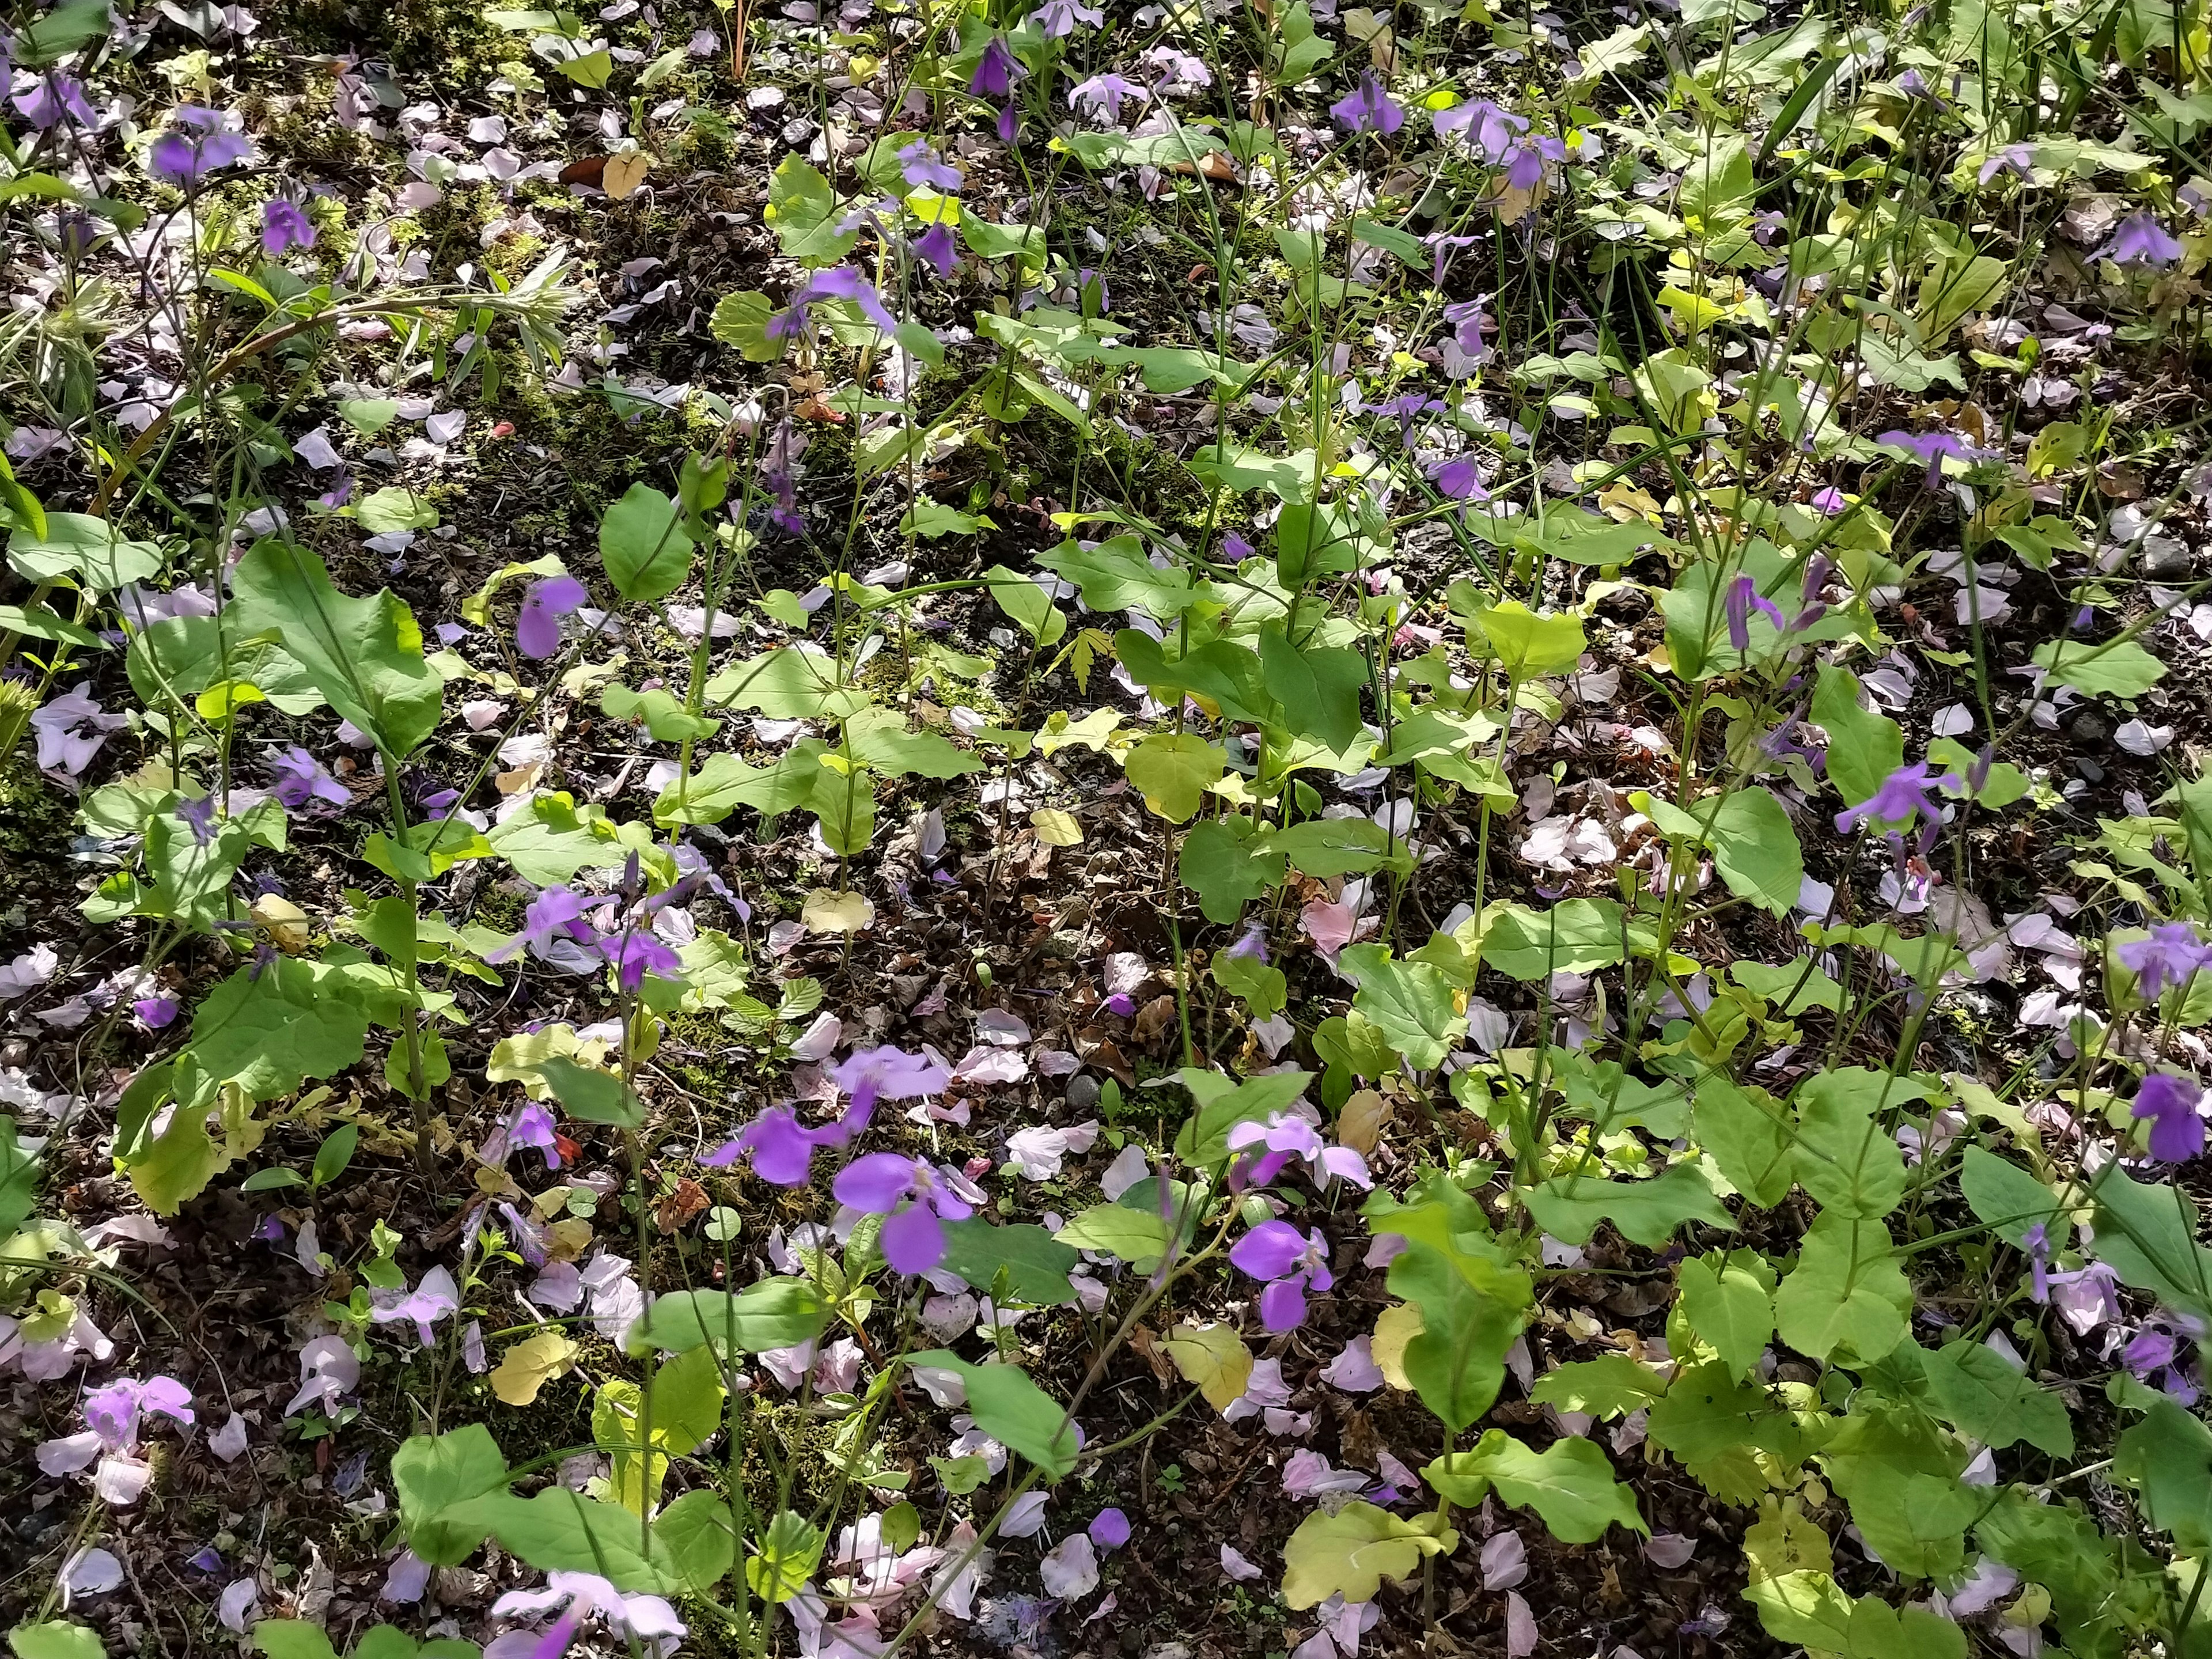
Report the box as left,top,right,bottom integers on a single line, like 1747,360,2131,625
0,603,101,649
1179,817,1285,924
229,539,444,760
599,483,697,604
184,958,372,1104
747,1509,825,1604
1790,1067,1920,1218
1055,1203,1172,1263
1529,1355,1666,1419
2084,1163,2212,1327
603,685,718,743
1743,1573,1857,1654
1124,733,1225,823
1475,601,1586,678
310,1123,359,1190
1214,950,1287,1020
1922,1340,2073,1458
626,1279,830,1356
2116,1399,2212,1552
1281,1502,1454,1611
0,1119,42,1241
1694,1077,1796,1206
766,155,859,262
355,487,440,534
1819,1405,1975,1580
1385,1235,1532,1431
1036,535,1204,618
7,512,161,591
252,1627,336,1659
704,648,870,719
1259,625,1366,750
9,1628,104,1659
1521,1160,1734,1248
2032,637,2166,699
1271,817,1403,878
844,707,982,781
907,1351,1079,1480
983,565,1068,646
458,1486,727,1592
932,1219,1080,1305
1957,1145,2070,1251
1677,1252,1774,1378
393,1423,509,1567
1423,1431,1646,1543
1339,945,1466,1071
1645,787,1804,915
531,1056,645,1128
1115,631,1274,725
709,291,783,361
1845,1597,1969,1659
1810,666,1904,809
1477,899,1629,980
1773,1210,1911,1363
485,793,635,884
1174,1068,1317,1165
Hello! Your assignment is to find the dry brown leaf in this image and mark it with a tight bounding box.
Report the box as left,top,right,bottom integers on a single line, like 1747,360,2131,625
1337,1088,1394,1157
602,151,651,199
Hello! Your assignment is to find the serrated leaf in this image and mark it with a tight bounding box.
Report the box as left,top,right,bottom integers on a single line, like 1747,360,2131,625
1423,1431,1646,1543
1281,1502,1455,1611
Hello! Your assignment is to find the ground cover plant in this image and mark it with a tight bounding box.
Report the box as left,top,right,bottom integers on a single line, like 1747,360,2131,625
9,0,2212,1652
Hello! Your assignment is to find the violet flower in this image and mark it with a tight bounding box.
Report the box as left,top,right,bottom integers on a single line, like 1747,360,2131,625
36,1376,194,1506
828,1045,953,1119
1443,296,1491,363
271,745,349,810
1725,575,1787,652
1027,0,1101,36
262,198,316,255
484,885,601,966
701,1106,856,1185
1089,1508,1130,1551
2101,213,2184,268
769,266,902,342
1433,98,1526,158
1501,134,1565,192
913,218,959,279
1833,760,1953,835
149,108,252,185
1978,145,2033,185
2022,1222,2052,1302
135,995,180,1028
1229,1221,1334,1331
834,1152,975,1273
597,926,683,991
1070,72,1145,124
1429,456,1488,502
971,36,1021,97
487,1571,685,1659
2133,1072,2205,1164
510,1101,562,1170
1877,429,1976,487
368,1266,460,1345
13,73,96,130
31,683,128,776
997,104,1020,143
1330,73,1404,136
517,574,588,660
897,141,964,192
1226,1113,1372,1192
2119,922,2212,1000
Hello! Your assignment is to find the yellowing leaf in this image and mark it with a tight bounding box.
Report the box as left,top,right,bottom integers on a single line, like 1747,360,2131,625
603,150,651,199
1282,1500,1457,1609
491,1331,578,1406
801,889,874,934
1160,1321,1253,1411
250,894,312,955
1338,1088,1393,1157
194,679,266,719
1372,1302,1423,1389
1031,808,1084,846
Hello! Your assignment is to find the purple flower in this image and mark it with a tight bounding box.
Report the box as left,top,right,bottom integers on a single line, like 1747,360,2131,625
2022,1222,2052,1302
149,108,252,184
1027,0,1101,36
83,1377,195,1449
511,1101,562,1170
2101,213,2184,268
1877,429,1976,487
971,36,1021,97
1433,98,1526,159
1104,992,1137,1017
897,140,964,192
1070,72,1145,124
775,266,902,342
1809,487,1848,514
1089,1508,1130,1551
135,995,180,1029
1833,760,1952,835
1725,575,1787,652
1978,144,2033,185
1443,296,1491,363
2133,1073,2205,1164
997,104,1020,144
368,1266,459,1345
828,1046,952,1119
31,682,128,776
262,198,316,255
484,885,600,965
913,218,959,278
271,745,349,811
598,927,683,991
177,793,219,846
1229,1221,1334,1331
835,1152,975,1272
1429,456,1488,502
702,1106,856,1185
188,1547,224,1573
1225,1113,1372,1193
517,574,588,660
1501,135,1565,192
490,1571,683,1659
1330,73,1404,136
2119,922,2212,999
12,73,96,130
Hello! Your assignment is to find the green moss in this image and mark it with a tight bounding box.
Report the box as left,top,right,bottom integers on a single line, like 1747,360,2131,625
0,749,80,920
